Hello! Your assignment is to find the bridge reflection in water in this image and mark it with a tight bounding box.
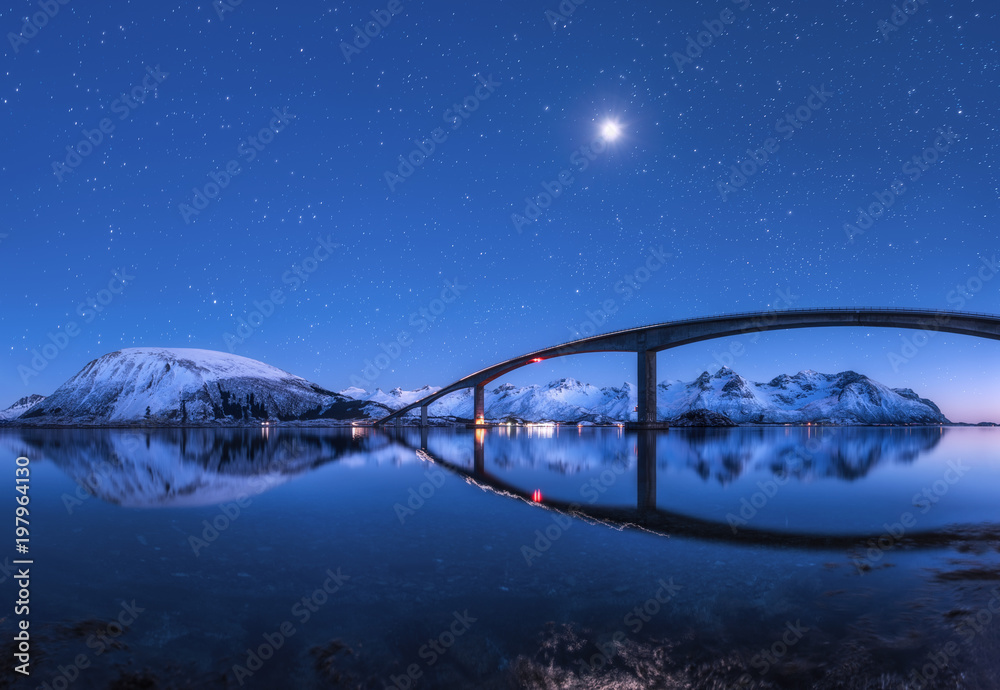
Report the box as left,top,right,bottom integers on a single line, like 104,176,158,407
382,426,1000,554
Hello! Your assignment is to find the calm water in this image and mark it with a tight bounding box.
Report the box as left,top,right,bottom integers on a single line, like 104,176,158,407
2,426,1000,689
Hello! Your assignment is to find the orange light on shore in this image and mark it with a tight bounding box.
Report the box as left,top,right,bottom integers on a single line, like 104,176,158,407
532,489,543,502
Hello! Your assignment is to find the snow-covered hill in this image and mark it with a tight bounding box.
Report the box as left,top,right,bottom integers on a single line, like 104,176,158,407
345,367,949,425
0,394,45,421
16,348,385,425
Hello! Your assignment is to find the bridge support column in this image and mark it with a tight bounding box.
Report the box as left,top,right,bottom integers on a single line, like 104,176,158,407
474,384,485,425
421,405,428,427
636,349,657,424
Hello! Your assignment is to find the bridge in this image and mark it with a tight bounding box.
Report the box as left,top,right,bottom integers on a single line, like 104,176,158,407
373,307,1000,427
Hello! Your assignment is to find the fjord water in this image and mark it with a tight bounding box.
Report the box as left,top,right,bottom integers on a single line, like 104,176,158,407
3,426,1000,688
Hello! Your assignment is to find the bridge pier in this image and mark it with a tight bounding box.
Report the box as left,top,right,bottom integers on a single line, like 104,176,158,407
421,405,428,427
473,383,485,425
635,349,658,425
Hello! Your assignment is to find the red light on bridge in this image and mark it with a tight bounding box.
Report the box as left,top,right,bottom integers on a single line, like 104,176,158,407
530,358,543,363
532,489,543,502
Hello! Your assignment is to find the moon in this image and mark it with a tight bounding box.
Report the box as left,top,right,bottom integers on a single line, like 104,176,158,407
600,120,622,141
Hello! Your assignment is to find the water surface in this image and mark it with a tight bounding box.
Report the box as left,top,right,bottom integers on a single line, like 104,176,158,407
2,425,999,689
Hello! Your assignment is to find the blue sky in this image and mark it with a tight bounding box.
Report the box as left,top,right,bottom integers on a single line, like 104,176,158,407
2,0,998,422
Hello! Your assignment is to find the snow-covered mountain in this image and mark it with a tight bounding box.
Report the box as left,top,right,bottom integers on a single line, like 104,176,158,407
656,367,948,424
15,348,387,426
0,394,45,421
345,367,949,425
341,385,443,411
346,378,637,423
6,348,947,426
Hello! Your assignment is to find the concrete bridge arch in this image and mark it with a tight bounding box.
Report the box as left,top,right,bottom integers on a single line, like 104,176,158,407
374,308,1000,427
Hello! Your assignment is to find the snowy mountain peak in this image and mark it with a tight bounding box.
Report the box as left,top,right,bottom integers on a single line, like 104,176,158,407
0,394,46,421
338,386,368,398
721,375,756,399
18,348,347,425
549,377,584,390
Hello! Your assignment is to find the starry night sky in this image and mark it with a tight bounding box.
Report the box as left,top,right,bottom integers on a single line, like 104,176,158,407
2,0,998,422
